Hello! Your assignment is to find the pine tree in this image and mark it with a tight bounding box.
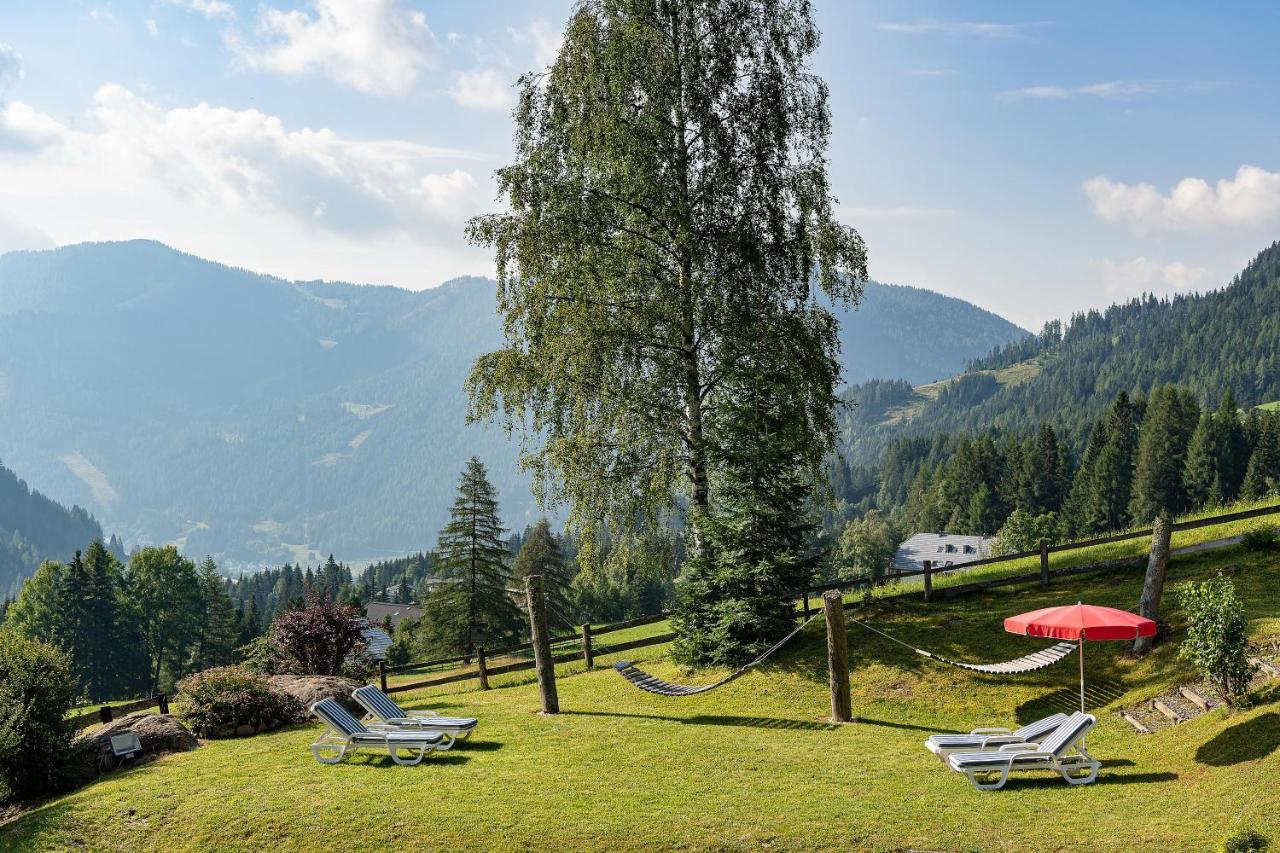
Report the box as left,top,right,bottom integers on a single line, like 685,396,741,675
54,550,93,697
1130,386,1200,524
82,539,138,701
191,556,239,672
673,339,818,667
1217,390,1249,501
965,483,1002,535
418,458,521,657
1242,413,1280,500
1183,413,1221,509
513,520,576,633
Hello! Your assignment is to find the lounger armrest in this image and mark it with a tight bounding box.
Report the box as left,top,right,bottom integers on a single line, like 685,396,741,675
995,742,1038,753
969,727,1011,735
979,733,1017,748
998,745,1052,759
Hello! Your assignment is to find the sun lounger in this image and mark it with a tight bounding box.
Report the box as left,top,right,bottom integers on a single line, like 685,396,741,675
946,711,1100,791
309,698,444,766
924,712,1068,760
351,685,478,749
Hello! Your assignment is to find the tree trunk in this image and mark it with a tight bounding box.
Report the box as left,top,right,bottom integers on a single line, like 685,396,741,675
1133,515,1172,655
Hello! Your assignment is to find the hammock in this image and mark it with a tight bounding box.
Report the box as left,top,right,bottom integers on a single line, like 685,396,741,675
613,614,1078,696
613,612,822,697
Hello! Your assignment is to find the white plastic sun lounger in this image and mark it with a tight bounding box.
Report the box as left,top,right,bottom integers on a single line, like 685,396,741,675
946,711,1100,791
924,712,1068,760
309,698,444,766
351,685,478,749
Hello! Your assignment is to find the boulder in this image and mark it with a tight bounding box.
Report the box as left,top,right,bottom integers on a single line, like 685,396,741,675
68,712,199,788
267,674,363,716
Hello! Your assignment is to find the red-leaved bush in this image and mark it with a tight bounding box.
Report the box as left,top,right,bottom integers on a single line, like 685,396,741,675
271,595,366,676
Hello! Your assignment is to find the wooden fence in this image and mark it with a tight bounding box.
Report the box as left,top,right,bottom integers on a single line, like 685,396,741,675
384,500,1280,697
67,694,170,730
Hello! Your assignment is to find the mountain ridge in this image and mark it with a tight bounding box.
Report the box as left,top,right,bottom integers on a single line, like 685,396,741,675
0,240,1027,569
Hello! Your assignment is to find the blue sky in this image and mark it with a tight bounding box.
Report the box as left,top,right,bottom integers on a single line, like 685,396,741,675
0,1,1277,329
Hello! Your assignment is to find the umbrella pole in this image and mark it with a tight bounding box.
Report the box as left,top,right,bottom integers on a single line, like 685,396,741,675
1078,637,1085,713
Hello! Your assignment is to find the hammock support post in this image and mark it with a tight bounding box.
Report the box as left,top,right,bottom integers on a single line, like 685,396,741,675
525,574,559,714
823,591,853,723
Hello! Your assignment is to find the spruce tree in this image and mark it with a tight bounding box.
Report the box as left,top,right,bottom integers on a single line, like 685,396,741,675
1130,386,1200,524
191,556,239,672
54,550,93,697
673,337,817,667
513,520,576,632
1242,413,1280,500
82,539,141,701
1183,413,1221,509
418,458,521,657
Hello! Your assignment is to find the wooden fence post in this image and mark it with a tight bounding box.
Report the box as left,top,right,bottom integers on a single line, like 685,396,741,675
922,560,933,602
803,592,811,619
378,660,388,693
157,693,169,715
823,591,853,723
525,574,559,714
477,647,490,690
581,623,594,669
1039,539,1050,589
99,705,113,725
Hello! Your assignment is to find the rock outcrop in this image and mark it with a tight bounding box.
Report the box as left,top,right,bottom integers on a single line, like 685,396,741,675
68,713,199,788
267,674,363,716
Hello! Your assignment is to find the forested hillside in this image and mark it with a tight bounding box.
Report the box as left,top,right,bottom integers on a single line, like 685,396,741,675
0,460,111,597
838,240,1280,466
0,241,1023,566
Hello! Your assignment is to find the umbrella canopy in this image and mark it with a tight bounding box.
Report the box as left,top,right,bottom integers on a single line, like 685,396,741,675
1003,602,1155,713
1004,603,1156,641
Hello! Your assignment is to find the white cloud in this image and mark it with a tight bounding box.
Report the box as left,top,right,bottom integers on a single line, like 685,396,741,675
0,43,23,96
166,0,236,22
0,84,485,235
508,18,562,68
1092,257,1215,300
451,68,514,111
0,102,69,149
145,19,159,37
0,84,495,287
234,0,440,96
1084,165,1280,230
999,79,1153,100
877,20,1048,38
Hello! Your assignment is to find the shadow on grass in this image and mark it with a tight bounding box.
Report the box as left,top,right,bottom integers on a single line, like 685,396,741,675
1014,680,1128,724
1196,712,1280,766
343,752,472,768
998,770,1177,790
561,710,844,731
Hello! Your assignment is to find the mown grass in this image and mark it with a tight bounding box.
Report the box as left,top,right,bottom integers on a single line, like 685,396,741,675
6,540,1280,851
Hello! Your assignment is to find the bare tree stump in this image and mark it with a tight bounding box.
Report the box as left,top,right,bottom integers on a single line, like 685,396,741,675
823,591,853,723
1134,515,1172,655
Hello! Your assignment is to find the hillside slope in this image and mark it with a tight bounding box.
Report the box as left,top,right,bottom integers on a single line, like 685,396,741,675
840,239,1280,465
0,460,106,598
0,241,1025,565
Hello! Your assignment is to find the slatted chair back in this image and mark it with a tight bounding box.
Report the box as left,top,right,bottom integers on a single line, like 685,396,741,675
311,699,368,736
1013,712,1068,742
354,686,406,722
1038,712,1094,757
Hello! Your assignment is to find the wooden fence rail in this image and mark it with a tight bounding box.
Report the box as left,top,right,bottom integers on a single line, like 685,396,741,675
67,694,169,730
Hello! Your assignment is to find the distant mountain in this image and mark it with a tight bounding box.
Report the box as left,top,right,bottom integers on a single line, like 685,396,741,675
0,459,107,598
839,239,1280,466
0,240,1026,566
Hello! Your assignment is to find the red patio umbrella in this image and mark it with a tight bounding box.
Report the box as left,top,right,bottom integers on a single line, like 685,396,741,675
1004,603,1156,712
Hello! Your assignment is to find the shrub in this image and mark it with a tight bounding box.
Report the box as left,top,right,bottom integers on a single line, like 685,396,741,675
1241,524,1278,552
1177,573,1257,705
1222,828,1269,853
272,595,366,676
237,633,291,676
177,666,302,738
0,632,75,802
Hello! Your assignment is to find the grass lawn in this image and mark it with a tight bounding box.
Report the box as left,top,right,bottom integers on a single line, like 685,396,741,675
6,544,1280,851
